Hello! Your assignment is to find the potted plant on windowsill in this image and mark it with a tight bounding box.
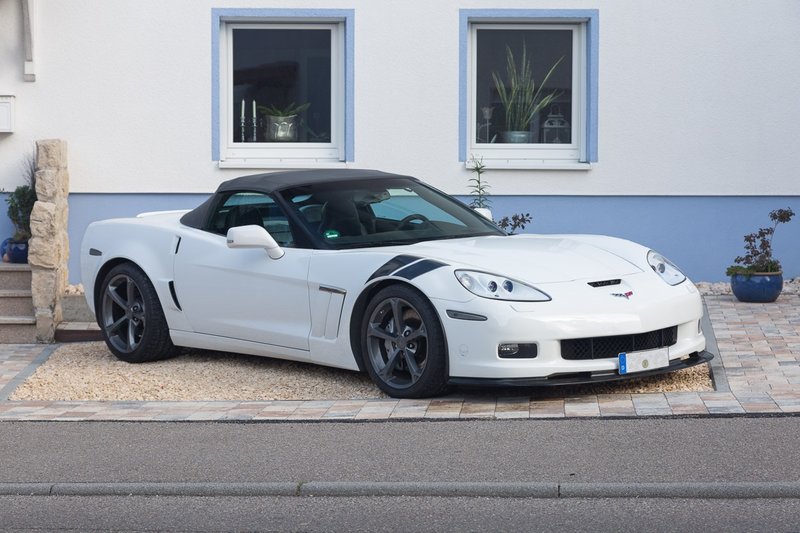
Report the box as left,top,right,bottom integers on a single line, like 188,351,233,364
726,207,795,303
491,45,562,143
258,102,311,142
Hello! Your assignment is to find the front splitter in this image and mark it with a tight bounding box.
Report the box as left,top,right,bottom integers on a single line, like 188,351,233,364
448,351,714,388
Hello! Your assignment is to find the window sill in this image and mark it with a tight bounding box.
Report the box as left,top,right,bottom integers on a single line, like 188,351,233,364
469,160,593,171
218,159,349,170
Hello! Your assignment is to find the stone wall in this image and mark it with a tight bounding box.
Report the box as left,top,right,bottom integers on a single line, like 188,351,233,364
28,139,69,342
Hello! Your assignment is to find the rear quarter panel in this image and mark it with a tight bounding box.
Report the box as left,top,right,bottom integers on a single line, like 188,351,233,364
80,213,191,331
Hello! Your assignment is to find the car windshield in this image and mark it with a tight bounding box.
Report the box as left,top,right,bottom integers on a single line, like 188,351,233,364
280,178,505,249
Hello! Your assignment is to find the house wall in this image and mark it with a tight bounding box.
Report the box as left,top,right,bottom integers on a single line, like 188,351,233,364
1,0,799,284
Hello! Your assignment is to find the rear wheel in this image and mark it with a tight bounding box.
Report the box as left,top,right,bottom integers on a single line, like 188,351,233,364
98,263,176,363
361,285,447,398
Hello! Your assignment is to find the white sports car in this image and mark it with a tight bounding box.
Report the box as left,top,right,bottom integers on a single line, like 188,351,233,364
81,169,712,398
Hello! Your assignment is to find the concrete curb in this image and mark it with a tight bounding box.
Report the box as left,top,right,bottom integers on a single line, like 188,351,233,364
2,481,799,499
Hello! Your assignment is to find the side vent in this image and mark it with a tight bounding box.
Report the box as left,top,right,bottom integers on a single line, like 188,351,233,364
588,279,621,288
174,237,182,254
168,281,182,310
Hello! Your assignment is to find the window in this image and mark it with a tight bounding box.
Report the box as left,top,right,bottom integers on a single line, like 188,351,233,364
280,177,503,249
208,192,296,247
212,10,354,167
460,10,598,168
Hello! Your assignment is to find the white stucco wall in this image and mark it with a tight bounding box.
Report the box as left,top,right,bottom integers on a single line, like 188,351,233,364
1,0,799,196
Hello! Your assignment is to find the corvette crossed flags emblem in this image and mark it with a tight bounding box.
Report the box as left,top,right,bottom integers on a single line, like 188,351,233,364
611,291,634,300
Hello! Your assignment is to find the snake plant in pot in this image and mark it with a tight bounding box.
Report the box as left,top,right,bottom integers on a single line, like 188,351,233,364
492,45,563,143
726,207,795,302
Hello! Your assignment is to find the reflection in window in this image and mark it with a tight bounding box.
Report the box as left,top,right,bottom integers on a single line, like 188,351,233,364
233,28,331,144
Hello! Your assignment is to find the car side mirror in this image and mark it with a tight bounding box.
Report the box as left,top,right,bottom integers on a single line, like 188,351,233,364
226,225,285,260
474,207,493,221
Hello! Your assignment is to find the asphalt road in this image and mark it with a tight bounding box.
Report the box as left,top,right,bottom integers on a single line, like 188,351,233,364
1,417,799,531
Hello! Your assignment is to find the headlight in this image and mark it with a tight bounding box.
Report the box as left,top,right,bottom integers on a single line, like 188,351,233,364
647,250,686,286
455,270,551,301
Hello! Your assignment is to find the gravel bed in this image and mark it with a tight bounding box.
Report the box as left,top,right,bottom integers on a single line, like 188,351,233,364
10,342,712,402
16,278,744,402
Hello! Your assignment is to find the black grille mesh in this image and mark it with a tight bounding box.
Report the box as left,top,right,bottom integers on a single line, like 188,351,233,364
561,326,678,361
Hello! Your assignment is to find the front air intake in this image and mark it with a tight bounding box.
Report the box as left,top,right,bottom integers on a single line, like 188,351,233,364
560,326,678,360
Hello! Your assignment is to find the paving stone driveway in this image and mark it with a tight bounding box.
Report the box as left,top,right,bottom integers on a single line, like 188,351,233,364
0,294,798,421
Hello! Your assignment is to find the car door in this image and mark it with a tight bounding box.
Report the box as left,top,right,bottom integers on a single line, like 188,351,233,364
172,191,312,352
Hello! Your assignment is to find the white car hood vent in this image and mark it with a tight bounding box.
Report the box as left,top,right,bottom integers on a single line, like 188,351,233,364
587,279,621,287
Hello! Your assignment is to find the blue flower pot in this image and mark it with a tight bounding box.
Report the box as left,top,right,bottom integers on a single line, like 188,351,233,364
7,240,29,264
730,272,783,303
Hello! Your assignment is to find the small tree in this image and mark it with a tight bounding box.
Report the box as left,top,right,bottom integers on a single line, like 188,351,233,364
726,207,795,275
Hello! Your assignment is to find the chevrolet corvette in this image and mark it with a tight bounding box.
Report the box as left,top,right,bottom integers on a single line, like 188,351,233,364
81,169,712,398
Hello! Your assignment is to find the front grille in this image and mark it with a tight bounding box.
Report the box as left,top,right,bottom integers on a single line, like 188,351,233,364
560,326,678,360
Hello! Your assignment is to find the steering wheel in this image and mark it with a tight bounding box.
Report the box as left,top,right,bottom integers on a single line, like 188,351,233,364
397,214,431,231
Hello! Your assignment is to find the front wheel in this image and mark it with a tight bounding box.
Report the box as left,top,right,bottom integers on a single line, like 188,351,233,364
98,263,176,363
361,285,447,398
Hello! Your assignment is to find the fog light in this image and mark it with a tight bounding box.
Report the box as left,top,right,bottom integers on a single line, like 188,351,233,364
498,343,519,356
498,343,538,359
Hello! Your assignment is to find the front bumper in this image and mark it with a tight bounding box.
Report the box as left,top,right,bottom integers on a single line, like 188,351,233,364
448,350,714,387
432,276,707,380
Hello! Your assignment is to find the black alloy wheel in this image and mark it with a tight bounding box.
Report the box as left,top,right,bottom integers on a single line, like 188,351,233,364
99,262,176,363
362,285,447,398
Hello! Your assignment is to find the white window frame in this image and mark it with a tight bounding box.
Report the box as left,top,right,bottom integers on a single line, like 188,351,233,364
218,20,346,167
468,23,585,166
459,9,599,170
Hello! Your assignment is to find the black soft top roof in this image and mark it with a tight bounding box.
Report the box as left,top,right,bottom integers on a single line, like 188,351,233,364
216,169,411,194
180,169,415,229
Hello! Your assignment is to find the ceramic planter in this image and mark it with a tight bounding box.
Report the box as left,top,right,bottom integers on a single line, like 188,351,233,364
730,272,783,303
267,115,299,142
499,131,532,143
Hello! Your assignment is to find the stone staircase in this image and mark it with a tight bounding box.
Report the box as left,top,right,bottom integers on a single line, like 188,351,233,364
0,263,36,343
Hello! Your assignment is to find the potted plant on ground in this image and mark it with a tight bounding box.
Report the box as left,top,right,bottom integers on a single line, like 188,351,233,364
492,45,562,143
726,207,795,302
2,153,37,264
258,102,311,142
467,156,532,234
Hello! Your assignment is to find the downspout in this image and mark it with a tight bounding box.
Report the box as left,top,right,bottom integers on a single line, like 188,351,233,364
21,0,35,81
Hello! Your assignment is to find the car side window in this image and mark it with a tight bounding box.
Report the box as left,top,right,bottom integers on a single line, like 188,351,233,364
208,191,296,247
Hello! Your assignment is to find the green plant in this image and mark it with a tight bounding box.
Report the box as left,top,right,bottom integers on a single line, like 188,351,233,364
726,207,795,276
467,156,491,209
258,102,311,117
492,45,563,132
5,153,37,242
466,155,532,235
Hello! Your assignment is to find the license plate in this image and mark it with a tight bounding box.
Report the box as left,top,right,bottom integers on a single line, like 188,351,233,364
618,347,669,375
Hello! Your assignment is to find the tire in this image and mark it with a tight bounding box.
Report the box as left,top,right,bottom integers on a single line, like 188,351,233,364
97,262,176,363
361,285,448,398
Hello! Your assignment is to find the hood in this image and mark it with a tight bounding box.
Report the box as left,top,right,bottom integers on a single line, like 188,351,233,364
406,235,643,284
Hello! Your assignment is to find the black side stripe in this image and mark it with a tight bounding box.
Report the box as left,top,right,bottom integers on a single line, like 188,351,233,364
394,259,447,280
368,255,421,281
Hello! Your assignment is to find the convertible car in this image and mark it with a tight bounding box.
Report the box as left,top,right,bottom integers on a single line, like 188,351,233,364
81,169,712,398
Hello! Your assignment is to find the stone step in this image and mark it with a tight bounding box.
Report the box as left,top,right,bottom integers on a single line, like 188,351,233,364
55,321,103,343
0,316,37,344
0,289,34,316
0,263,32,291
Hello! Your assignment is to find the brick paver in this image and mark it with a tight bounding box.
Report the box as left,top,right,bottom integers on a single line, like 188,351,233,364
1,293,799,420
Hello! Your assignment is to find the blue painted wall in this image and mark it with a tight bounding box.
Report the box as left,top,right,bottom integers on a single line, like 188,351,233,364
11,193,796,285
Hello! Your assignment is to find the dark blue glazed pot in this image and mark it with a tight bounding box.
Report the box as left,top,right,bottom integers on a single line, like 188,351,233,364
730,272,783,303
7,240,28,264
